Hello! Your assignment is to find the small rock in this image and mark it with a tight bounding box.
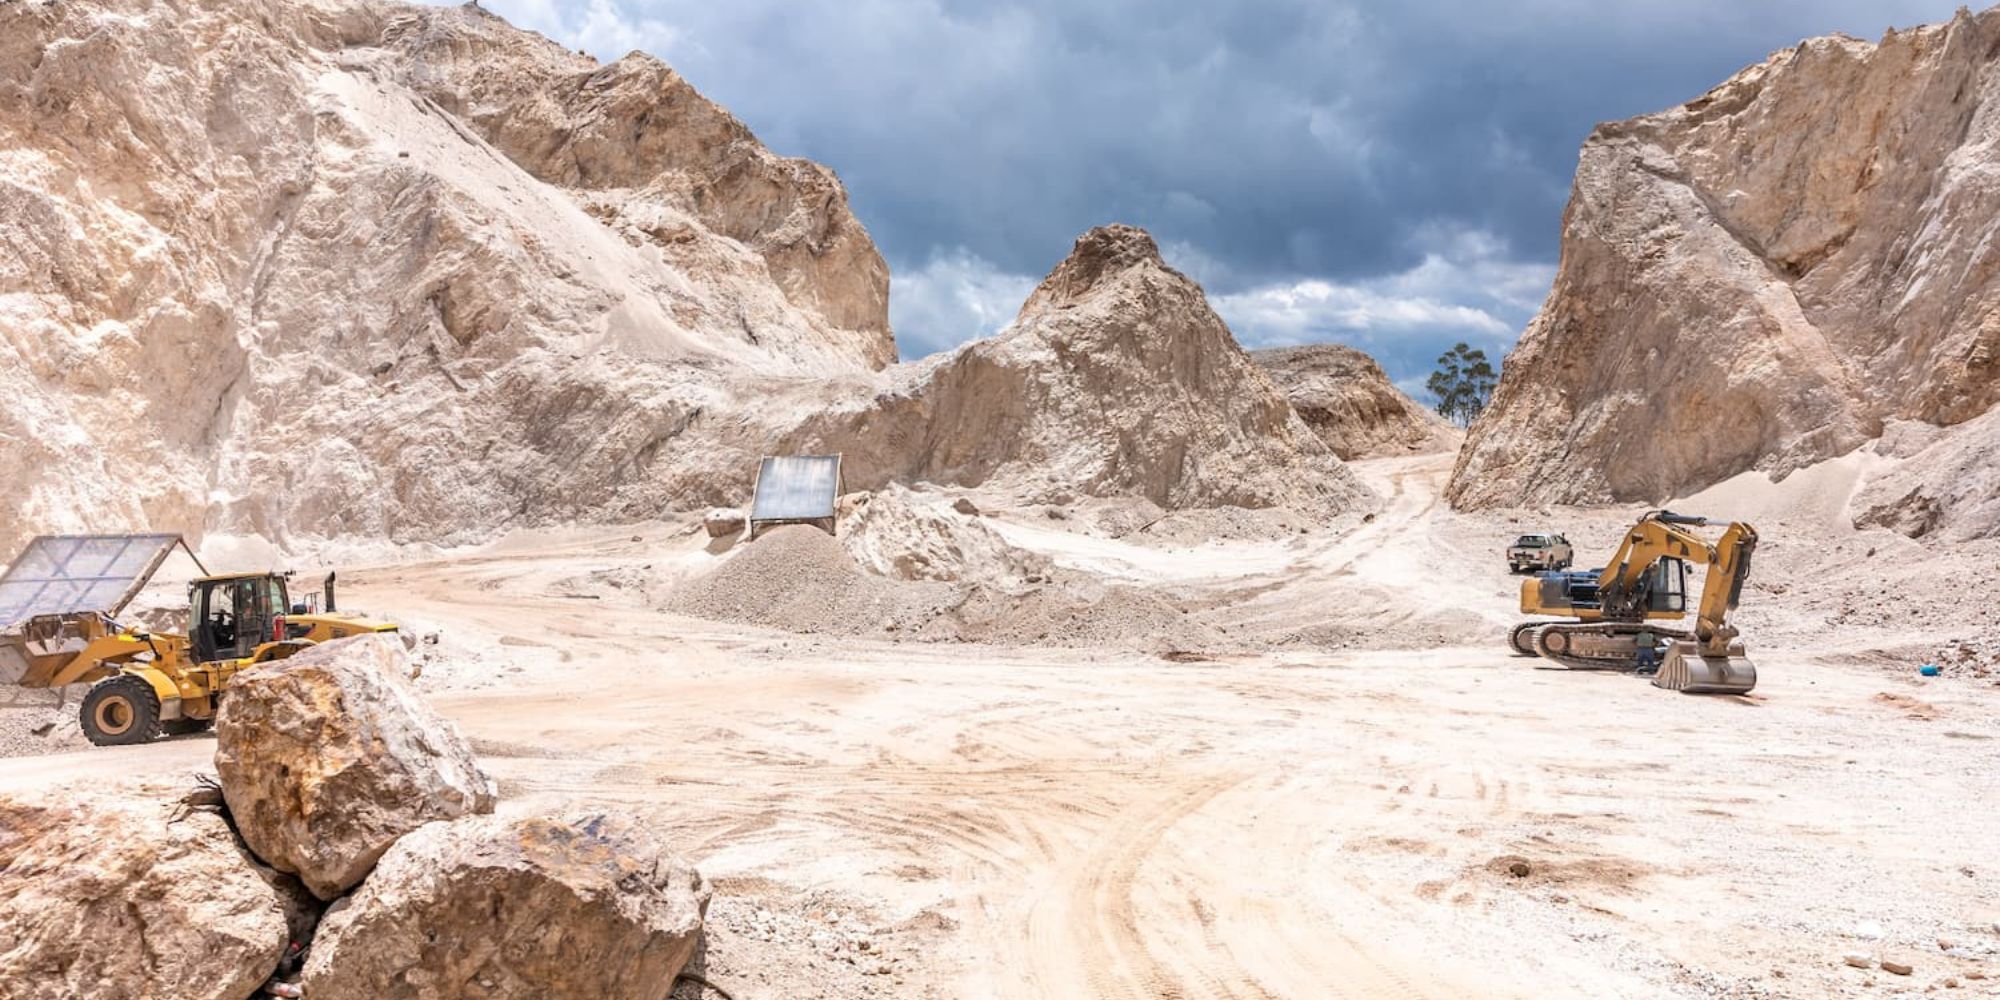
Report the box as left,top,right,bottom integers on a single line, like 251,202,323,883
952,497,980,516
1854,921,1888,940
1507,860,1532,878
1843,953,1874,969
1944,977,1959,989
1880,959,1913,976
704,508,746,538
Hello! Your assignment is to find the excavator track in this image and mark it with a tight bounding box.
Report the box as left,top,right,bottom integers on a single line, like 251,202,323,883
1531,622,1692,672
1508,622,1546,657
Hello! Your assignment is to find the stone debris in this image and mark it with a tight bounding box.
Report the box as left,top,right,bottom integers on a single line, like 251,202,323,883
837,485,1050,584
705,508,748,538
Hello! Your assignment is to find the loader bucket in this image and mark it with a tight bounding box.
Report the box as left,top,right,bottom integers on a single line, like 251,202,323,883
1,635,67,689
1653,640,1755,695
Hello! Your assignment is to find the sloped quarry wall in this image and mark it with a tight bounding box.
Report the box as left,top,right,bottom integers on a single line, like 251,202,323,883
0,2,1371,557
1450,9,2000,510
0,0,890,554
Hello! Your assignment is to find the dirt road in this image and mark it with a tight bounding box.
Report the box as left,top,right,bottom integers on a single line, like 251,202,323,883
4,456,1996,998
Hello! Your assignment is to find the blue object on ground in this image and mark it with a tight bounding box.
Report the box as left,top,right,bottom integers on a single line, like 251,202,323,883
1919,664,1942,677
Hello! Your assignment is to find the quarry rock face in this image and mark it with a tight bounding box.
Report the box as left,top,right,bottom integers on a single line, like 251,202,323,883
0,790,308,1000
794,226,1377,518
215,634,497,900
1451,9,2000,509
0,0,890,554
1251,345,1459,460
300,812,711,1000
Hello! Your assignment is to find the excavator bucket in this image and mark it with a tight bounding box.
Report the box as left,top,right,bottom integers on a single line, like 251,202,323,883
1653,640,1756,695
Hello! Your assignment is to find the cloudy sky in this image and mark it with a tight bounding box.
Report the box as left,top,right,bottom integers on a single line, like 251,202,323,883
461,0,1965,392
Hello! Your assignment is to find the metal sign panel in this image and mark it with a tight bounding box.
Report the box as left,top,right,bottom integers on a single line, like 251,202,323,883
749,455,842,523
0,534,187,627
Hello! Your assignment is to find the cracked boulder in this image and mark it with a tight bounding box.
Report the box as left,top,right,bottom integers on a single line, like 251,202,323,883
215,634,496,900
0,786,315,1000
301,812,710,999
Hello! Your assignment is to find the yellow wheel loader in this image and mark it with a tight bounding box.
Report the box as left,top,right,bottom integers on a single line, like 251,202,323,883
0,535,395,746
1510,511,1758,695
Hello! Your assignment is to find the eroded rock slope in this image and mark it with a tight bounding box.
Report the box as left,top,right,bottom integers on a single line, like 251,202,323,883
0,0,889,553
1451,9,2000,512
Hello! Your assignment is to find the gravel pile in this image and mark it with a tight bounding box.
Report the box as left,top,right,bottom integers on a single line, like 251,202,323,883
0,689,88,759
665,526,956,636
665,525,1232,653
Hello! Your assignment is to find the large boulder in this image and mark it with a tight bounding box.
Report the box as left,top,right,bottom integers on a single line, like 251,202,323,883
0,787,313,1000
215,634,496,900
300,812,711,1000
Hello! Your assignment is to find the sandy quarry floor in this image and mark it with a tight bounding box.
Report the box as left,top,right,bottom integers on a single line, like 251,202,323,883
4,455,1998,999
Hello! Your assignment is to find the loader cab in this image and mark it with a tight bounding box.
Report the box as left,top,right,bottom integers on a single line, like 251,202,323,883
190,573,289,663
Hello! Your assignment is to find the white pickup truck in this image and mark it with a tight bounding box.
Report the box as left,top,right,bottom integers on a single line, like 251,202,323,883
1507,533,1573,574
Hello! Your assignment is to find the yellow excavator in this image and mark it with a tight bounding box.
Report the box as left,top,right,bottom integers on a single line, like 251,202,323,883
1509,511,1758,695
0,535,396,745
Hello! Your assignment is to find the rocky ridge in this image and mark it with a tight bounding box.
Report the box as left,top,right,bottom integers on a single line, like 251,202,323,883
1251,345,1459,460
783,226,1378,518
1450,8,2000,515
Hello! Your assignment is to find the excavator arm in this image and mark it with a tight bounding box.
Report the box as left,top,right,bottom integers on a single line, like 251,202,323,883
1643,512,1758,694
1689,520,1756,654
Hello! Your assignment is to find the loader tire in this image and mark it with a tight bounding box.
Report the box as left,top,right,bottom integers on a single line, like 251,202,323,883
81,675,163,746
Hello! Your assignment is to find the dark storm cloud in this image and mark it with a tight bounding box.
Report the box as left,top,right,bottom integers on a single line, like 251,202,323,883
467,0,1971,376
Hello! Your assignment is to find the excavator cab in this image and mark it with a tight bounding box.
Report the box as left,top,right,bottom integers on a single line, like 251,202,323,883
1640,558,1688,613
1528,557,1687,616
